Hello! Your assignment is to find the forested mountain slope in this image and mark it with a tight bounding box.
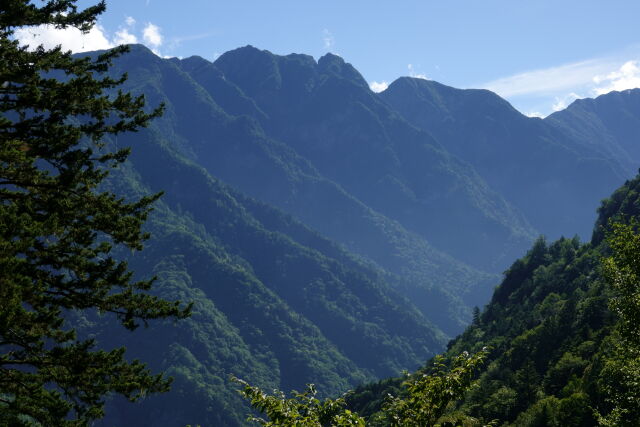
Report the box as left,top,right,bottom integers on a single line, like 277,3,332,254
90,132,448,426
349,174,640,425
107,45,506,334
102,45,640,326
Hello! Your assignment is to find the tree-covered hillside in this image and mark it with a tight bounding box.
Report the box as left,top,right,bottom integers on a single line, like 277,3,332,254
89,130,450,426
348,173,640,425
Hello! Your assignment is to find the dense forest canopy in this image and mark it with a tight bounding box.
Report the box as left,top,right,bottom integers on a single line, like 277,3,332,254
345,175,640,426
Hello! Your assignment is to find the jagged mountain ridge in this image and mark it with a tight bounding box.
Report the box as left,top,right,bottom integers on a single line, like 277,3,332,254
380,77,629,241
110,44,512,335
206,46,536,271
546,88,640,171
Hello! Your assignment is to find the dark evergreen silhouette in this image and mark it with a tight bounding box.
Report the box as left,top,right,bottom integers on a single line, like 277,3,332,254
0,2,189,425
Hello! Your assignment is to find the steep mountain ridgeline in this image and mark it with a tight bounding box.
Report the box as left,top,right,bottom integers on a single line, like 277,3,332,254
208,46,536,270
349,174,640,425
105,45,500,334
380,77,628,241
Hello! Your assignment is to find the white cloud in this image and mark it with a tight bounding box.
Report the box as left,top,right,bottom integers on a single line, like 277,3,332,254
369,81,389,93
526,111,544,118
407,63,428,80
322,28,334,50
142,23,163,49
12,18,168,55
592,60,640,95
113,28,137,45
14,23,113,52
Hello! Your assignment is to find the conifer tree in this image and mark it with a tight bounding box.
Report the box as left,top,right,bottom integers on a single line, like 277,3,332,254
0,1,190,425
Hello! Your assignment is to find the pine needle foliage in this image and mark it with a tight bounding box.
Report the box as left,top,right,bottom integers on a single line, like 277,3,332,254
0,1,190,425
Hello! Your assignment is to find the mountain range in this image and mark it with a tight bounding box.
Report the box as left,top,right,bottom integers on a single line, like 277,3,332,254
80,45,639,426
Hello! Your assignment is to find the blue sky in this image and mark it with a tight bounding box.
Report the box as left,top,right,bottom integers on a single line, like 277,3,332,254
17,0,640,117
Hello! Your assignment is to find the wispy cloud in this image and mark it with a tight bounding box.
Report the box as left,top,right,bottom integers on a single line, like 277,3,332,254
369,81,389,93
322,28,334,50
480,49,640,116
481,59,614,98
166,32,214,50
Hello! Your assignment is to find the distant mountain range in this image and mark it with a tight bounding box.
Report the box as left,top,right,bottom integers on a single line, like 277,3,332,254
83,45,639,426
381,77,630,241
